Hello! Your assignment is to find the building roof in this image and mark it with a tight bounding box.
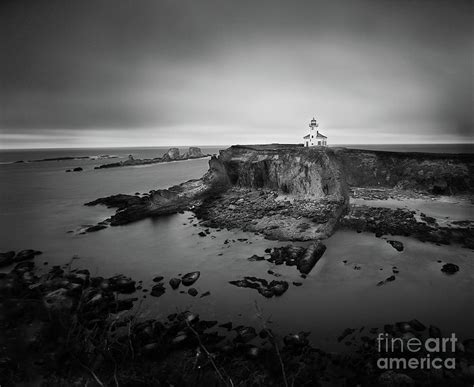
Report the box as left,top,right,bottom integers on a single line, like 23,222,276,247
316,132,327,138
303,134,310,139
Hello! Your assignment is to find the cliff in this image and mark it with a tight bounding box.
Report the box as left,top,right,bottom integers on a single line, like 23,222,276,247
333,148,474,194
86,144,350,240
213,145,347,198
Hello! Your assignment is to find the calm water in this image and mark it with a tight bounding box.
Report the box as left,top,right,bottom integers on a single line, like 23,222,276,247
1,145,473,350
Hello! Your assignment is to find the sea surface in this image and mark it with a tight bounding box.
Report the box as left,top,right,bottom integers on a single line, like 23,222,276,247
1,145,473,350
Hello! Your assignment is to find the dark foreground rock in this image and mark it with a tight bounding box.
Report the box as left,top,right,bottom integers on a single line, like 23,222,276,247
229,276,289,298
267,242,326,274
0,250,42,268
1,255,472,386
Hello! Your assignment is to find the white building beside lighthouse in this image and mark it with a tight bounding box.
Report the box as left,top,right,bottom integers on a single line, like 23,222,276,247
303,117,327,147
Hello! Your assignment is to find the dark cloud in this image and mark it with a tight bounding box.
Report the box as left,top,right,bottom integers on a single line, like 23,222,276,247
1,0,472,147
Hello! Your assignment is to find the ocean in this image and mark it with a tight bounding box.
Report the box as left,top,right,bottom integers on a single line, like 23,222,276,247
1,144,473,350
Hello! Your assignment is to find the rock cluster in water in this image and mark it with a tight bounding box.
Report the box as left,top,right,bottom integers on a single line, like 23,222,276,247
94,147,209,169
341,205,474,249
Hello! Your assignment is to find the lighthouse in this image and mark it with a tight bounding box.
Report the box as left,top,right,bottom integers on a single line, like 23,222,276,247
303,117,327,147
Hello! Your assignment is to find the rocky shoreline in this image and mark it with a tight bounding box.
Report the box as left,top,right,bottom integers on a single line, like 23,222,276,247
1,251,473,386
94,147,210,169
3,145,473,385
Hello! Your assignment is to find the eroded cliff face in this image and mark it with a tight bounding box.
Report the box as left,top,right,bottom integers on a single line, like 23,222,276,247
194,145,350,240
333,148,474,194
213,145,348,200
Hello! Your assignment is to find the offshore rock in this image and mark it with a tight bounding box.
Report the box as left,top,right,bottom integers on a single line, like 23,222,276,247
441,263,459,275
95,147,210,169
267,242,326,274
341,205,473,249
181,271,200,286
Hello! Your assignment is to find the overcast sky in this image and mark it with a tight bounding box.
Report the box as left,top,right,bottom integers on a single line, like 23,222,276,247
1,0,472,148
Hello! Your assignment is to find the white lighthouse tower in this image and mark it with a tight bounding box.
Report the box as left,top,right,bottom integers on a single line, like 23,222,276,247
303,117,327,147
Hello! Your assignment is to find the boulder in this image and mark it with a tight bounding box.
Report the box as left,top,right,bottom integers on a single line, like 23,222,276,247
188,288,198,297
297,241,326,274
181,271,200,286
441,263,459,274
169,278,181,289
150,283,165,297
387,240,404,252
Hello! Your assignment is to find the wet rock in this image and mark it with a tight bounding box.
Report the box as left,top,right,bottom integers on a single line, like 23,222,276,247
377,275,396,286
188,288,198,297
268,242,325,274
229,276,289,298
292,282,303,286
200,291,211,298
198,231,207,237
269,280,289,296
441,263,459,274
152,276,164,282
150,283,165,297
387,240,404,252
43,288,75,312
171,332,189,345
14,249,42,262
85,224,107,232
297,241,326,274
247,254,265,261
181,271,200,286
169,278,181,289
73,167,83,172
108,275,136,293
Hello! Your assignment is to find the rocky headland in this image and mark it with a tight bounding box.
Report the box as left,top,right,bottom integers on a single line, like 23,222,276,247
86,145,350,242
84,145,473,249
94,146,210,169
